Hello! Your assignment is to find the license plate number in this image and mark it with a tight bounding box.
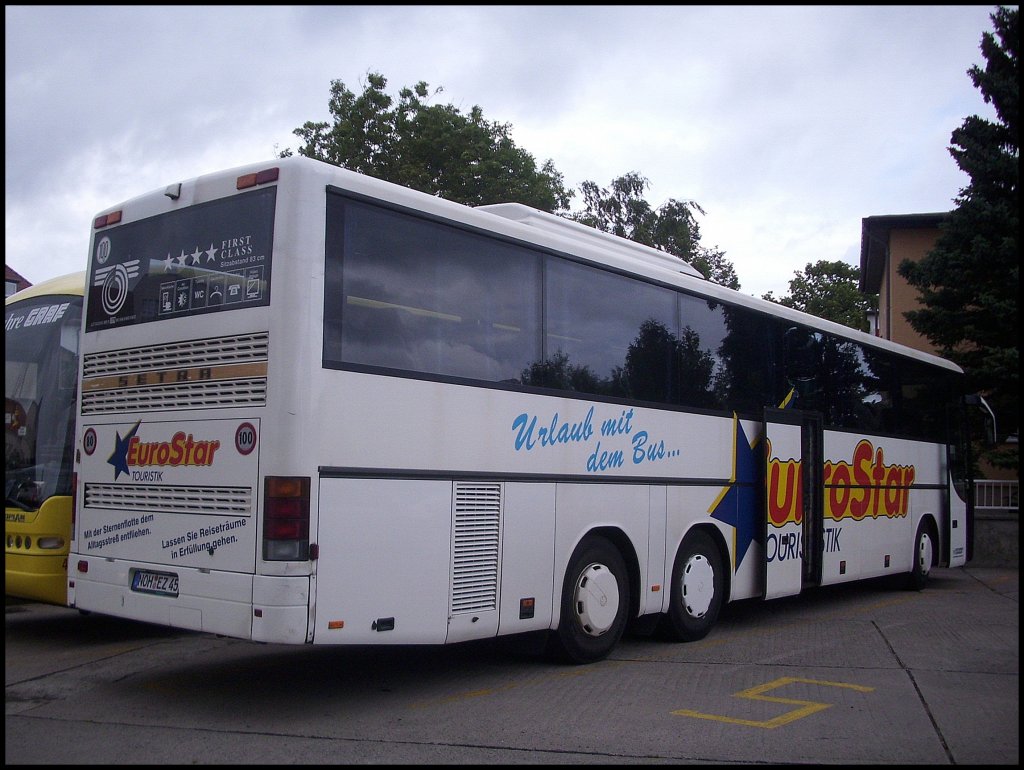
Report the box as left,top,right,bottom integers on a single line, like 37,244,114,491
131,569,179,597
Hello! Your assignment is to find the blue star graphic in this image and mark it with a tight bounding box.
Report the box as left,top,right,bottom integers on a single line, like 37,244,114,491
709,415,762,569
107,421,141,480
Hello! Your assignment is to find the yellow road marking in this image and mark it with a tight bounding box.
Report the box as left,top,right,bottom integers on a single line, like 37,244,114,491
672,676,875,729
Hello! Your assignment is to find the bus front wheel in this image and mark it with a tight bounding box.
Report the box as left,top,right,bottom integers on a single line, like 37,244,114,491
906,520,934,591
548,535,628,664
662,529,723,642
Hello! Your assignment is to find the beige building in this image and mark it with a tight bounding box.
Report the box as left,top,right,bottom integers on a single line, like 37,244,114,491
859,212,1017,489
858,212,948,352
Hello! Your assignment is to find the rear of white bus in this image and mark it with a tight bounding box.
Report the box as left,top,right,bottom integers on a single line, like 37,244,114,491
68,160,315,643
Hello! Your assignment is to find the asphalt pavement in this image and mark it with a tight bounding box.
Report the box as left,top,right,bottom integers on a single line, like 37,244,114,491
5,565,1019,764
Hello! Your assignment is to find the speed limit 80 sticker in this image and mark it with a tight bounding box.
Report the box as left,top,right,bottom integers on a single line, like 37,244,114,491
235,422,258,455
83,427,98,455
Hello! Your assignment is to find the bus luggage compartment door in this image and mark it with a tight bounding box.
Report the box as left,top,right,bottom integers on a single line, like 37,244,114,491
313,477,452,644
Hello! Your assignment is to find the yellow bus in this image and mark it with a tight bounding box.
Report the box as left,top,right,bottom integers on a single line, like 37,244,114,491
5,271,85,605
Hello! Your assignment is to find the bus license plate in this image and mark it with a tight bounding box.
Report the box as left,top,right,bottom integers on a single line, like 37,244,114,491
131,570,179,597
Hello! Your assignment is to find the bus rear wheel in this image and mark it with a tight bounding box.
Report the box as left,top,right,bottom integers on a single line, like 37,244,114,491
662,529,723,642
548,535,628,664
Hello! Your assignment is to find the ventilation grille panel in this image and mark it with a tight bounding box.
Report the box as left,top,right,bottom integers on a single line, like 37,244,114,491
82,332,269,376
450,482,501,615
81,332,269,414
84,483,252,515
82,379,267,414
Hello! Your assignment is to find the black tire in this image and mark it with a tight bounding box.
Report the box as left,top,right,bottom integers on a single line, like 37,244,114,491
548,535,629,664
906,520,934,591
662,529,724,642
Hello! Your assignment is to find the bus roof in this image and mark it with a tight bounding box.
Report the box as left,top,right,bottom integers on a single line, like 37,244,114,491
478,202,707,279
5,271,86,305
95,155,963,376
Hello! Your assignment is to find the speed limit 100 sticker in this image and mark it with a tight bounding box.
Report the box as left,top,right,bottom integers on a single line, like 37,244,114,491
235,422,258,455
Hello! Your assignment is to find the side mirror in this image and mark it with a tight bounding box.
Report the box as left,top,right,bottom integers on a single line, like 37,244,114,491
963,393,997,447
784,327,820,383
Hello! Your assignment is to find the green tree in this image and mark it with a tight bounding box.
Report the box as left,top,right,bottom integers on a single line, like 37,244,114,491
692,245,740,292
288,75,741,288
763,260,876,331
286,72,572,212
897,6,1018,467
572,173,740,289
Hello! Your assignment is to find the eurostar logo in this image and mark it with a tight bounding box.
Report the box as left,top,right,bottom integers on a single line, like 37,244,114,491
709,415,762,570
107,420,142,480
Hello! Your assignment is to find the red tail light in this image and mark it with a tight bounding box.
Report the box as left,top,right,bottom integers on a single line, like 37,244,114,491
237,167,280,189
93,210,122,228
263,476,310,561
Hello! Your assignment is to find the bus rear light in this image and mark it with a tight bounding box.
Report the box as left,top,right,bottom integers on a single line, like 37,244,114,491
256,168,279,184
93,210,122,228
237,167,280,190
37,536,65,550
266,518,305,539
77,560,88,573
263,475,310,561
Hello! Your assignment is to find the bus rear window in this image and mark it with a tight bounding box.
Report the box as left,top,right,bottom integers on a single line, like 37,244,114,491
85,186,276,332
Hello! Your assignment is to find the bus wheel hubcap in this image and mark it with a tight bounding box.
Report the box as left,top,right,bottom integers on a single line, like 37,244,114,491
682,554,715,618
574,564,619,636
918,534,932,575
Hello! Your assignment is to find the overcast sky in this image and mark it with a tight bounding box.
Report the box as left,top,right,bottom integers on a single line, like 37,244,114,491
4,5,1002,298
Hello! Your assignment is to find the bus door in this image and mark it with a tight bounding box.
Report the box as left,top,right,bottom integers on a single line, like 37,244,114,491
763,408,824,600
947,395,993,564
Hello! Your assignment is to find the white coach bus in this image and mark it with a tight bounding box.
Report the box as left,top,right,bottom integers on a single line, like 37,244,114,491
68,156,982,663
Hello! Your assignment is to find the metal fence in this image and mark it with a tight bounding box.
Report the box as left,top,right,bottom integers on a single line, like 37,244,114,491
974,479,1019,511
